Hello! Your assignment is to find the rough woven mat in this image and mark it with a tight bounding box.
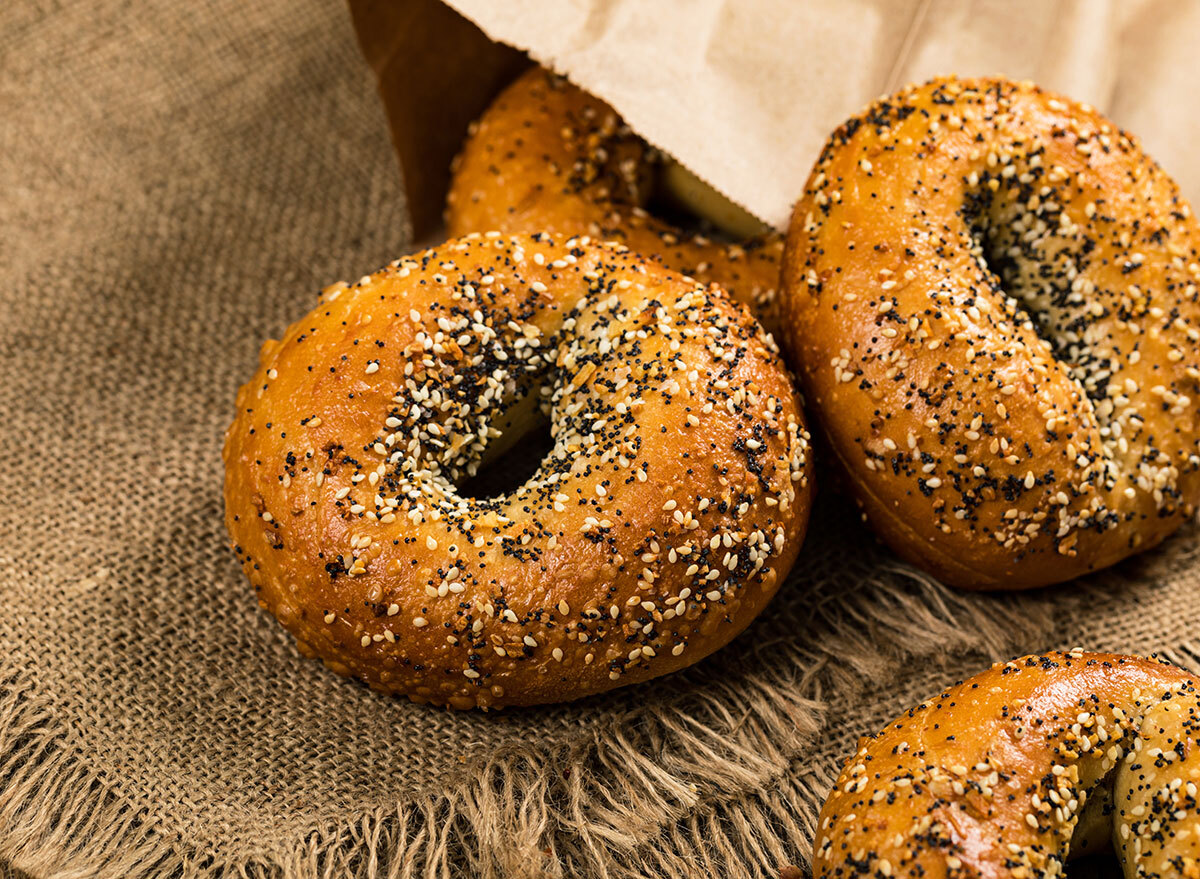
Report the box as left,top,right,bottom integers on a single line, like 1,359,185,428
3,1,1199,877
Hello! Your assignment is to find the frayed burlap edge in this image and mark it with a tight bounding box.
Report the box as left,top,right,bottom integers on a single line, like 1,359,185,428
0,558,1069,879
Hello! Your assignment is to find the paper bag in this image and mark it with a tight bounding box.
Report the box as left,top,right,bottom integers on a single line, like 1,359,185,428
351,0,1200,236
348,0,528,236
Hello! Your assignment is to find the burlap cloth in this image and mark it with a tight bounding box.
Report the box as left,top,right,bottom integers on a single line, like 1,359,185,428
3,1,1199,877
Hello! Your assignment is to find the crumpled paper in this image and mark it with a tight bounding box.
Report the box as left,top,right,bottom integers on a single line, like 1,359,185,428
442,0,1200,229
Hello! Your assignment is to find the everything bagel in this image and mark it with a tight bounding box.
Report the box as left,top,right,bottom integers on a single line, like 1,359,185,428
223,233,812,709
446,66,786,333
815,651,1200,878
782,77,1200,590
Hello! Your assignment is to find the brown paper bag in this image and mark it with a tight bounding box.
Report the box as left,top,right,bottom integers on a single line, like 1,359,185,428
351,0,1200,235
348,0,527,237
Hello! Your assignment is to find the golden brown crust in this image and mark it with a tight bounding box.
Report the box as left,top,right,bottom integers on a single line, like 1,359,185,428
223,233,812,709
781,76,1200,590
446,66,786,334
815,651,1198,878
1115,691,1200,877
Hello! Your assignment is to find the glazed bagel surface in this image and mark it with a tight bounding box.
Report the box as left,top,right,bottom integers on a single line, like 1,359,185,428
781,77,1200,590
815,651,1200,878
446,66,785,333
223,233,812,709
1114,690,1200,876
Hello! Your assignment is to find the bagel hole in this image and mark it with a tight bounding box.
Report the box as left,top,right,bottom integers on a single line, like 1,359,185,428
962,199,1129,429
964,190,1082,372
647,182,722,237
1065,853,1121,877
456,413,555,500
649,160,771,241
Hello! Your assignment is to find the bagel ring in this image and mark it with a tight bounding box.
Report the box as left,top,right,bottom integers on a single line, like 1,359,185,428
446,66,786,334
781,76,1200,590
815,651,1200,878
223,233,812,709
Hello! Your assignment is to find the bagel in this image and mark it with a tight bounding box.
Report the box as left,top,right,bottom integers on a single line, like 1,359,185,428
446,66,785,334
781,76,1200,590
1115,691,1200,875
815,650,1200,878
223,233,812,709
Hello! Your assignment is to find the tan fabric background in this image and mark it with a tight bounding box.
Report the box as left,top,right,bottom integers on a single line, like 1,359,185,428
2,1,1199,877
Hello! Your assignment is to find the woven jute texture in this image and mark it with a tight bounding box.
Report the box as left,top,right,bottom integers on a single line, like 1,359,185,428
4,1,1200,877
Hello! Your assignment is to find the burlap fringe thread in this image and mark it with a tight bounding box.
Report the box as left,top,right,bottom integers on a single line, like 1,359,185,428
0,560,1065,879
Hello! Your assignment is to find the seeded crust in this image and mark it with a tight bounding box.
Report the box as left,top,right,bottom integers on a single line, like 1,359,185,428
1117,691,1200,878
223,233,812,709
781,77,1200,590
446,66,786,334
815,651,1198,878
